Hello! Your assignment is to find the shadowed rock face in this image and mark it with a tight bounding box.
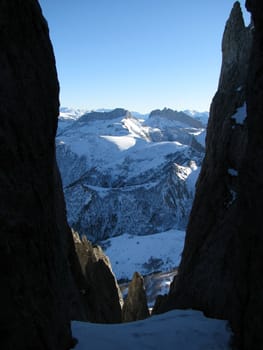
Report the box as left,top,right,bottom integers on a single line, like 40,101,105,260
168,1,252,319
236,0,263,348
218,2,252,90
160,1,263,349
0,1,81,349
72,231,123,323
122,272,150,322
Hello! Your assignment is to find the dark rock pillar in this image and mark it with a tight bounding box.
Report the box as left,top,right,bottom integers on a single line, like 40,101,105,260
72,231,123,323
236,1,263,348
161,1,263,349
168,1,252,319
0,1,80,349
122,272,150,322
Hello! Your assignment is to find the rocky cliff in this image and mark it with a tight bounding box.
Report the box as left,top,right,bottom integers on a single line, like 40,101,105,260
72,231,123,323
0,1,81,349
162,1,263,349
168,0,252,315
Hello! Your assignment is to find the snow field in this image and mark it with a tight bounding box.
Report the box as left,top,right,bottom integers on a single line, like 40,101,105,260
72,309,231,350
102,229,186,281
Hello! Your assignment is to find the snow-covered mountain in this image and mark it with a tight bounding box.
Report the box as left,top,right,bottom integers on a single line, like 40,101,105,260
183,109,209,126
56,108,206,242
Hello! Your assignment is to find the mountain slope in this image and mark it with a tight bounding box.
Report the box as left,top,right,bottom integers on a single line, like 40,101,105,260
56,108,205,241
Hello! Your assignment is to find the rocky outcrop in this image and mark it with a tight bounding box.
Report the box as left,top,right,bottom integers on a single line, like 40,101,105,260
0,1,82,349
159,1,263,349
218,2,252,90
122,272,150,322
72,231,123,323
167,0,252,317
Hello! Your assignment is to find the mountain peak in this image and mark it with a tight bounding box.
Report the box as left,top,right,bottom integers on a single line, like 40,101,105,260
78,108,128,123
218,1,252,90
149,108,204,128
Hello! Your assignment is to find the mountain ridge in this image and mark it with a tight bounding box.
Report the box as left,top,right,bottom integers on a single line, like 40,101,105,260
56,108,205,241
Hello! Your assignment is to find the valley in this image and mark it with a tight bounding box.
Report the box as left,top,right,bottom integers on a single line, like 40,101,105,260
56,107,207,302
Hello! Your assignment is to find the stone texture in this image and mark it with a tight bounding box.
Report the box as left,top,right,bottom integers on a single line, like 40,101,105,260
158,1,263,349
0,1,81,349
122,272,150,322
72,231,123,323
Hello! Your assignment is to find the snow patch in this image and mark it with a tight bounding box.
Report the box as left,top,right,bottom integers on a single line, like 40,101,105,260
228,168,238,177
228,190,237,206
100,135,136,151
231,103,247,125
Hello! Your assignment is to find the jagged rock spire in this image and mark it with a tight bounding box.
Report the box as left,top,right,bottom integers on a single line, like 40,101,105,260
218,1,252,90
122,272,150,322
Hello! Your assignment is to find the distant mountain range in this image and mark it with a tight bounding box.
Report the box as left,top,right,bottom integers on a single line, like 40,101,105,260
56,107,207,242
59,107,209,124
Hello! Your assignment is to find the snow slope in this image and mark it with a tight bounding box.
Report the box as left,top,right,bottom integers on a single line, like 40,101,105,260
56,108,205,241
72,309,231,350
100,229,185,306
101,229,185,281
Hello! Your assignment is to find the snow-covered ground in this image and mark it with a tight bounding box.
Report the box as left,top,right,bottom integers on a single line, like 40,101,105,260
101,229,185,306
72,309,231,350
57,108,205,240
102,229,185,281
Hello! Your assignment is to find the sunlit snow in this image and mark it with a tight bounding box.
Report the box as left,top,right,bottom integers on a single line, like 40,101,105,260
102,229,185,281
100,135,136,151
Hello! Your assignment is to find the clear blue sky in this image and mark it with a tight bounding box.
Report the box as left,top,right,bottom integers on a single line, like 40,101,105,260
39,1,250,113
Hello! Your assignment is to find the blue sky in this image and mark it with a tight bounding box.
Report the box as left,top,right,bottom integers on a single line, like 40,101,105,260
39,1,250,113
